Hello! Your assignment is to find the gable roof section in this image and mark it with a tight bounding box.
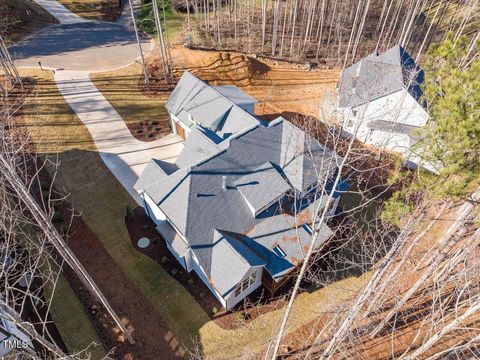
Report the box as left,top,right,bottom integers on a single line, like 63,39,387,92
175,127,221,168
200,230,266,296
134,159,179,193
213,85,258,106
280,121,340,191
235,162,291,215
165,71,206,115
165,71,260,137
337,45,424,109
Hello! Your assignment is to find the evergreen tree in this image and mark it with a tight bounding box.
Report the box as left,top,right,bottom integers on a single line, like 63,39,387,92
415,35,480,198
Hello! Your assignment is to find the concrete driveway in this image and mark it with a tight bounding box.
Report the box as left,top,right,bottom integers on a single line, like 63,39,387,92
13,0,183,205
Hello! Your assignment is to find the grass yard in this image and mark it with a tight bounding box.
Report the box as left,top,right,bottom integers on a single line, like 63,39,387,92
90,62,171,130
43,273,107,359
56,0,122,21
17,69,96,153
137,0,186,43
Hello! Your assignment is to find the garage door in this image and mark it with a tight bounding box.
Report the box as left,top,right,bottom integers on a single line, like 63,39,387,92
175,122,186,140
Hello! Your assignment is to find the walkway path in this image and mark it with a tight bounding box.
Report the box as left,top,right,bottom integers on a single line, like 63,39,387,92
54,70,183,205
12,0,183,205
33,0,88,24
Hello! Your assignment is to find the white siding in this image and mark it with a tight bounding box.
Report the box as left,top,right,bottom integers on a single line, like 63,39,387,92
190,252,227,308
224,267,263,309
340,89,428,157
143,193,166,225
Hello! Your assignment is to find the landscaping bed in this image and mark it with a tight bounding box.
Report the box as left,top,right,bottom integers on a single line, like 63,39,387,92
127,119,171,142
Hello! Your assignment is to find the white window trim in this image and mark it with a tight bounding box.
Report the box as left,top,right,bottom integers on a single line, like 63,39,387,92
234,272,257,298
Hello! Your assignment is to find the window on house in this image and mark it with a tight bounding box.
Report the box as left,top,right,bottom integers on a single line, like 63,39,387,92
273,245,286,258
234,272,257,297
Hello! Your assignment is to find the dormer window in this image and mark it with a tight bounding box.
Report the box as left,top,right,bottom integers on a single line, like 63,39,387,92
273,245,286,258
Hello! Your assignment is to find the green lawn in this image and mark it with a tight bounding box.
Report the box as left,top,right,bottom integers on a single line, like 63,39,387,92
137,0,186,43
44,273,107,359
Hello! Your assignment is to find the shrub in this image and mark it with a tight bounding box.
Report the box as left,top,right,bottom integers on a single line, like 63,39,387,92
171,268,178,276
187,278,194,286
236,312,246,321
125,205,134,219
199,292,205,299
160,256,169,264
42,190,50,201
53,211,63,224
211,306,218,315
142,224,148,230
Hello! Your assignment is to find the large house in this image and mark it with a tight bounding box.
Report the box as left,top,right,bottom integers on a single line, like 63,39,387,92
135,73,348,309
336,45,431,169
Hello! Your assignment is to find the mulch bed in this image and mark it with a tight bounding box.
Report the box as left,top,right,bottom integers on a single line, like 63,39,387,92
127,120,171,142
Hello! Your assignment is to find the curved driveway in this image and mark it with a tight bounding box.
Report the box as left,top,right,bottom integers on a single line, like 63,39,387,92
12,0,183,205
11,19,150,71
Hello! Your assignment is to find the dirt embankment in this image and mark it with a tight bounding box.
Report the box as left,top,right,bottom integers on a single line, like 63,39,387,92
146,46,341,121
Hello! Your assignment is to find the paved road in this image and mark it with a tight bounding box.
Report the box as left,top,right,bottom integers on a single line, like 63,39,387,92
54,70,183,205
11,21,151,71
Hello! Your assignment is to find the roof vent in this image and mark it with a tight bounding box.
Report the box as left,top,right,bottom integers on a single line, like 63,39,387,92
222,175,227,191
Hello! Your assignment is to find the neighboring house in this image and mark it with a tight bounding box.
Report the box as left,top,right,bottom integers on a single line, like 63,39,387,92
165,71,259,141
1,305,35,358
135,114,348,309
336,45,432,170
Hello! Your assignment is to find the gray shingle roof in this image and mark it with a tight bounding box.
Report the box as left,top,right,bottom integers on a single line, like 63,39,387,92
175,127,221,168
136,118,339,290
234,162,291,215
280,121,341,191
133,159,178,193
337,45,424,109
198,230,266,296
212,85,257,106
242,212,333,279
165,71,259,138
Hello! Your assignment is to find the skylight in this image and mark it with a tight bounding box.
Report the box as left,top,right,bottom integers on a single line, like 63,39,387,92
273,245,286,258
